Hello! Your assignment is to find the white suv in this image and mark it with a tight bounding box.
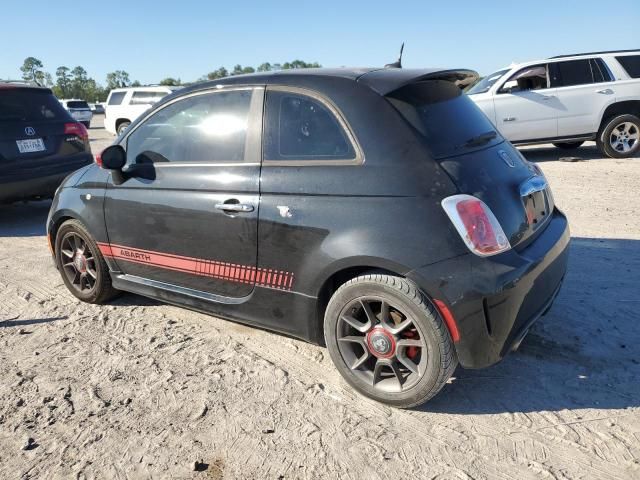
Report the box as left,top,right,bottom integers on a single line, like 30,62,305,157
59,99,93,128
104,86,180,136
468,50,640,158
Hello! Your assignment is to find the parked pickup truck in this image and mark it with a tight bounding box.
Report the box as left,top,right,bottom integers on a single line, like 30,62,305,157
468,50,640,158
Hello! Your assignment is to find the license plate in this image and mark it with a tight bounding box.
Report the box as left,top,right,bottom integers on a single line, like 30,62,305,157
524,189,551,230
16,138,45,153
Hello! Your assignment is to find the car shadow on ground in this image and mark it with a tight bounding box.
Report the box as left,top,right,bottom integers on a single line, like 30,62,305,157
0,316,68,327
0,200,50,237
424,237,640,414
518,142,640,163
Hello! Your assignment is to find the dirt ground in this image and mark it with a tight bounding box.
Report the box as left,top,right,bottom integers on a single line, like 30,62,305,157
0,117,639,479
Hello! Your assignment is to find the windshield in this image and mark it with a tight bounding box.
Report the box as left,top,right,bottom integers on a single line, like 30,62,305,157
387,80,502,159
467,69,510,95
67,100,89,109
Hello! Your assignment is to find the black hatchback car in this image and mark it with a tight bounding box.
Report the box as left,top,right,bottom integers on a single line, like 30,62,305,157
0,84,93,204
47,68,570,407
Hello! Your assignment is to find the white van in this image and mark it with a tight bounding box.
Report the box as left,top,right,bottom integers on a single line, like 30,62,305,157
104,86,179,135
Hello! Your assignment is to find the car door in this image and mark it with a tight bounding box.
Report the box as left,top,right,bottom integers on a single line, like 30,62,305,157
103,86,263,298
550,58,615,137
492,64,559,142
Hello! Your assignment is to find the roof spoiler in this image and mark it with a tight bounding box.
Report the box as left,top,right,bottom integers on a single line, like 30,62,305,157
357,68,479,95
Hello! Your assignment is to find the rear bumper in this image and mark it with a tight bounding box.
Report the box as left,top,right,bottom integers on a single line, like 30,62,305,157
408,208,570,368
0,154,93,203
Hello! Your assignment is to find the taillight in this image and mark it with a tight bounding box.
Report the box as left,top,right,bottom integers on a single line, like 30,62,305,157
95,151,103,167
441,194,511,257
64,122,88,140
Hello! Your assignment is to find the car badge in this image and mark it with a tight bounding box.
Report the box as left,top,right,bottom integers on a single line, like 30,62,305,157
25,126,36,136
498,149,515,167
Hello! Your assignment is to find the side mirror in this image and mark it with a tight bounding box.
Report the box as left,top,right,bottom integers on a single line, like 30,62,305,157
500,80,519,94
98,145,126,170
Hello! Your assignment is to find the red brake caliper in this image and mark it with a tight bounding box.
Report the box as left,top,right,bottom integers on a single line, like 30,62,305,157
403,330,419,360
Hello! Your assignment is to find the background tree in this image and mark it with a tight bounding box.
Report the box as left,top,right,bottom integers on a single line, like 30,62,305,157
231,64,255,75
206,67,229,80
20,57,45,85
55,66,72,97
106,70,131,90
257,62,272,72
70,66,89,98
160,77,181,86
282,60,321,69
131,80,142,87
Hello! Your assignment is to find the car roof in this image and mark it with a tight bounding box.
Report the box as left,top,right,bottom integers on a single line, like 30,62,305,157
180,67,479,96
499,49,640,71
109,86,176,93
0,82,51,92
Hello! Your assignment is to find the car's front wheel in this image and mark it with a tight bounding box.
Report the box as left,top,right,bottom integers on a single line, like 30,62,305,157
324,274,457,408
597,114,640,158
55,219,119,304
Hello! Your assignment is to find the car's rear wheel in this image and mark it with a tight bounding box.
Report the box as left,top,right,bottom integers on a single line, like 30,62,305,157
55,219,119,304
82,121,91,129
553,141,584,149
324,274,457,408
597,114,640,158
116,121,131,136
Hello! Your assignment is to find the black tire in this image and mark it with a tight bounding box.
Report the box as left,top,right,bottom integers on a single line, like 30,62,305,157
553,141,584,149
82,121,91,129
597,114,640,159
324,274,457,408
117,121,131,136
55,219,119,304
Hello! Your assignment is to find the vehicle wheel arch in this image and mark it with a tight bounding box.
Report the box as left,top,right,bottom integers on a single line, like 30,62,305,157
115,118,131,130
600,100,640,127
313,260,412,346
48,212,78,255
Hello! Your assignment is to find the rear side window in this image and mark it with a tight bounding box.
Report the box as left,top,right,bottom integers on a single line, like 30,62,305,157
130,91,168,105
263,90,356,162
108,91,126,105
616,55,640,78
0,89,70,123
387,80,502,159
126,90,252,163
67,101,89,109
550,59,611,87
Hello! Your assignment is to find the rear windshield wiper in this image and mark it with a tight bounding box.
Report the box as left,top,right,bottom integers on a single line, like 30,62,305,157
460,130,497,148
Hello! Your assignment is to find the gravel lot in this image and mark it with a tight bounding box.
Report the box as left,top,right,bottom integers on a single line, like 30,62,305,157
0,116,639,479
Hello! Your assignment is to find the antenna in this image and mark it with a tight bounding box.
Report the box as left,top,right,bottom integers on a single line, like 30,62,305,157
385,43,404,69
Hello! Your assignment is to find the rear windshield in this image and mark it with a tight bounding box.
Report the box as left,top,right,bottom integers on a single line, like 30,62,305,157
387,80,502,159
0,89,70,123
67,100,89,109
616,55,640,78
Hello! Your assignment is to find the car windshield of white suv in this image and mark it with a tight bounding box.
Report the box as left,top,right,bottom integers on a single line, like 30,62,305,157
466,69,510,94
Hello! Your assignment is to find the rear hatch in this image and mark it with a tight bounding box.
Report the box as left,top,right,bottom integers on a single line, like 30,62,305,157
386,79,553,249
0,87,90,171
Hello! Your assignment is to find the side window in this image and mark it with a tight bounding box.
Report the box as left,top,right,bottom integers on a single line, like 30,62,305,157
130,91,168,106
616,55,640,79
263,89,356,162
551,59,594,87
108,92,126,105
498,65,548,93
126,89,252,164
591,58,613,83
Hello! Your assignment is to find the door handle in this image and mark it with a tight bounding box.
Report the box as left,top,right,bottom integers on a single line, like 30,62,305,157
503,117,516,122
215,202,254,213
542,95,555,101
596,88,614,94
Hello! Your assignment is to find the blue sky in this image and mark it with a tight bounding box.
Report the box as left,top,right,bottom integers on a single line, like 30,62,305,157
1,0,638,85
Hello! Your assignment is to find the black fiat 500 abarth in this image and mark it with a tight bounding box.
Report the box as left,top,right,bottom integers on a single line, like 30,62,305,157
47,68,569,408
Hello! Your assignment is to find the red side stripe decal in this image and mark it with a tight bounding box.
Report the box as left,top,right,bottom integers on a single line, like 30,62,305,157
96,242,294,290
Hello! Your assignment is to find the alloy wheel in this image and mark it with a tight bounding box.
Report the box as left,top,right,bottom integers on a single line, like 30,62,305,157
609,121,639,153
60,232,97,293
336,296,428,393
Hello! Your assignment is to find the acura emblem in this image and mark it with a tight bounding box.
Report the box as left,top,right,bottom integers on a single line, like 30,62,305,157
498,150,515,167
25,126,36,136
